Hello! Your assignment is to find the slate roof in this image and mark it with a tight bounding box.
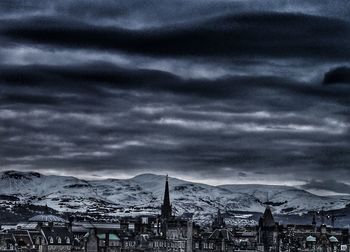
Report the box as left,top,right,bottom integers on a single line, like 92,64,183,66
41,226,73,245
12,230,33,248
29,214,66,223
27,230,43,245
16,223,38,230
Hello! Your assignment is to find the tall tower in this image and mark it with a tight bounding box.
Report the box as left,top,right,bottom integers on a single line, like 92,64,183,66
161,175,172,219
212,208,225,229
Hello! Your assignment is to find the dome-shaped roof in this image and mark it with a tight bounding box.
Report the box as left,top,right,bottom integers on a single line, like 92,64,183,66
209,229,234,241
329,236,338,243
29,214,66,223
306,235,316,242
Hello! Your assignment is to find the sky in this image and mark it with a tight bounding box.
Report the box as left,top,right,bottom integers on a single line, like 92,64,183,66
0,0,350,191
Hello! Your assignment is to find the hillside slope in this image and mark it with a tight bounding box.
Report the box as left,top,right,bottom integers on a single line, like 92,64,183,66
0,171,349,225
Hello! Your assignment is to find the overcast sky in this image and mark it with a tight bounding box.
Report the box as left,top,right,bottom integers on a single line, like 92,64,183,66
0,0,350,190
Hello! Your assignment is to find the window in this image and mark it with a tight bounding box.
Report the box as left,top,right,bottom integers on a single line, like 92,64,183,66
66,237,70,244
57,237,62,244
49,237,54,244
204,242,208,249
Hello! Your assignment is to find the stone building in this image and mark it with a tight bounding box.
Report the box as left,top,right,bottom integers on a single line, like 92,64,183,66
258,206,280,252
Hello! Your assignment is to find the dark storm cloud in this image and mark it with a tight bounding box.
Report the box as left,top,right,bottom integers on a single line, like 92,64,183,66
1,12,350,60
1,0,350,27
0,63,180,91
1,94,61,106
1,63,349,181
2,63,350,104
0,0,349,186
323,66,350,85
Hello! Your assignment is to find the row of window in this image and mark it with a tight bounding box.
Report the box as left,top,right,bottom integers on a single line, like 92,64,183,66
48,236,70,244
195,242,225,250
98,241,136,247
124,241,136,247
153,241,186,249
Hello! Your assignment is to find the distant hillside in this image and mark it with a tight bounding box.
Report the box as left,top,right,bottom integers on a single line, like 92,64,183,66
0,171,349,225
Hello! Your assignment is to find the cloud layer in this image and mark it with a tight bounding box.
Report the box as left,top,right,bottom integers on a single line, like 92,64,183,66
0,0,349,187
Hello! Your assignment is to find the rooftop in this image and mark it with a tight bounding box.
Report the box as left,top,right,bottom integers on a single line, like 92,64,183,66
29,214,66,223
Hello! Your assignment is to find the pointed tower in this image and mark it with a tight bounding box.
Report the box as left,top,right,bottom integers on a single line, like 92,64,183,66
161,175,172,219
261,206,275,227
258,205,279,251
212,208,226,229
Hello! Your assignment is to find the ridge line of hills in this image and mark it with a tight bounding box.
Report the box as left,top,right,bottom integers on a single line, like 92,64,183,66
0,170,349,226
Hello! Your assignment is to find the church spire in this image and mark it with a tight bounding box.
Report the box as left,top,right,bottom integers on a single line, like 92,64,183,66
161,175,172,219
212,208,225,229
261,205,275,227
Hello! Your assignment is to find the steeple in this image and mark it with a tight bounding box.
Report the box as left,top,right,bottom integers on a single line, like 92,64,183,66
161,175,172,219
212,208,225,229
260,205,275,227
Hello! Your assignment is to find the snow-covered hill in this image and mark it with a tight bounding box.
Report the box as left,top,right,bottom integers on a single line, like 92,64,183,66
0,171,349,225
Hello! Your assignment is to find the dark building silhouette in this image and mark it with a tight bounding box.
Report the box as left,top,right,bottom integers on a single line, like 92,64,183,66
212,209,225,230
258,206,280,252
161,175,172,220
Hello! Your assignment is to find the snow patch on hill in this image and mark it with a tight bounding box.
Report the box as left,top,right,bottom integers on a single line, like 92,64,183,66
0,170,349,225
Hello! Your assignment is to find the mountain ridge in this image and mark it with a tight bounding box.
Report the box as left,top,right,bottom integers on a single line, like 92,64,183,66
0,170,349,225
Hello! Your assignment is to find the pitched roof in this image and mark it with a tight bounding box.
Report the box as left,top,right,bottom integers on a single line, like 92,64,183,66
12,231,33,247
41,226,73,245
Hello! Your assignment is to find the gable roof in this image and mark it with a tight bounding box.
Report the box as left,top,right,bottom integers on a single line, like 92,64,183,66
41,226,73,245
12,231,33,248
